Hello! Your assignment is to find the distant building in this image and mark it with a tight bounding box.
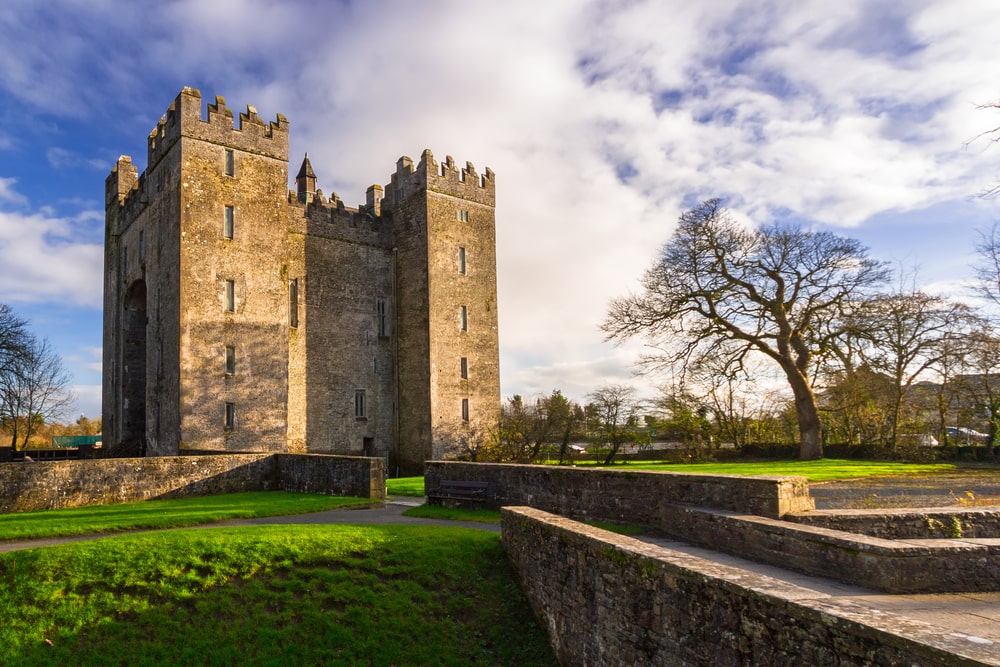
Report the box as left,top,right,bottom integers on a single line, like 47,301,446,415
103,88,501,474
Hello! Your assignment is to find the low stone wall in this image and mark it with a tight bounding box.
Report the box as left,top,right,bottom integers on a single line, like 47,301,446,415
502,506,1000,667
424,461,813,518
662,505,1000,593
785,506,1000,539
0,453,385,513
274,454,385,499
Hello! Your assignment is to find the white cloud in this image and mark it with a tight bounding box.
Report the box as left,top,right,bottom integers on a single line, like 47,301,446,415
0,182,103,306
0,177,27,206
46,147,107,171
4,0,1000,402
70,384,101,420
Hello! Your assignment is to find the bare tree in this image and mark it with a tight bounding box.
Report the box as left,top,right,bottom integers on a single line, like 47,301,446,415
0,304,29,379
0,336,76,449
965,102,1000,199
604,199,891,459
848,291,973,448
586,384,643,465
957,324,1000,448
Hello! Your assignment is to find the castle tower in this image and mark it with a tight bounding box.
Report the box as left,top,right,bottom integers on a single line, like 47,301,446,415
385,150,500,474
104,88,500,473
104,88,292,456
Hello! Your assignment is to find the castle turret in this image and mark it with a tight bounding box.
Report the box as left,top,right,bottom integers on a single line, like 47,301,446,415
296,154,316,203
366,184,383,216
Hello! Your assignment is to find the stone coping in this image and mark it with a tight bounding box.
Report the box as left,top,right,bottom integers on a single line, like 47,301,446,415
787,506,1000,539
660,505,1000,593
424,461,814,518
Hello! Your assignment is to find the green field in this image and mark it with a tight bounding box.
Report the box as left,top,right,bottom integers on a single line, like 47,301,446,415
601,459,961,481
387,476,426,497
389,460,967,498
0,491,371,542
0,525,555,666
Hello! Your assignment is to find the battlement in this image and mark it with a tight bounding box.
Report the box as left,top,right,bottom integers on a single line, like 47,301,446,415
386,149,495,208
147,87,289,169
105,155,139,207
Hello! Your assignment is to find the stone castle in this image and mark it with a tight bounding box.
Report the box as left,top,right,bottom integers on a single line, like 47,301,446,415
103,87,501,474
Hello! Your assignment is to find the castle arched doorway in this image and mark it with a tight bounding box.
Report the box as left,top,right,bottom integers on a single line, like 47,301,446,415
121,279,147,456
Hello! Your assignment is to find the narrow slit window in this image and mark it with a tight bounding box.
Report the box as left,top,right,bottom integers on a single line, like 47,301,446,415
123,246,128,273
355,390,367,419
289,278,299,328
225,346,235,375
224,206,234,239
224,280,235,312
138,231,145,261
225,149,235,176
225,402,236,429
461,398,470,422
459,305,468,331
460,357,468,379
458,247,466,274
376,299,387,337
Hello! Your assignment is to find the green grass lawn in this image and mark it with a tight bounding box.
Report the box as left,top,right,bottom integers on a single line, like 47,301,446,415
601,459,962,481
0,525,555,666
0,491,371,542
387,460,970,498
387,476,425,497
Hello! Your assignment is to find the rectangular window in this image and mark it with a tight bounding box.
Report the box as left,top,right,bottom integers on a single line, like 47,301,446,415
376,299,387,337
123,246,128,273
225,149,234,176
224,205,234,239
457,209,469,222
289,278,298,328
355,390,367,419
138,231,145,261
224,280,235,312
460,357,468,379
458,247,466,274
225,345,235,375
459,305,468,331
461,398,470,422
225,402,236,429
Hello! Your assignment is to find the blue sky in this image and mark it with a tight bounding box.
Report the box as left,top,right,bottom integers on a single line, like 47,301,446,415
2,0,1000,419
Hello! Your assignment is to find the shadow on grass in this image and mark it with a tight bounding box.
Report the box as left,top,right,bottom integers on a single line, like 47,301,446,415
1,525,555,667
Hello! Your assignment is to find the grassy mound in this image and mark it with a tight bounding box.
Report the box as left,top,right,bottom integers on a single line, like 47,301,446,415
0,525,554,666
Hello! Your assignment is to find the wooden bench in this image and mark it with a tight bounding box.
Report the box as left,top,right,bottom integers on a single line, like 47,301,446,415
431,480,490,505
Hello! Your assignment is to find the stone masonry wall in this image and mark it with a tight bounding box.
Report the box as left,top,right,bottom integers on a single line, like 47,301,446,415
785,506,1000,539
661,505,1000,593
0,454,385,514
424,461,814,518
502,506,1000,667
274,454,386,499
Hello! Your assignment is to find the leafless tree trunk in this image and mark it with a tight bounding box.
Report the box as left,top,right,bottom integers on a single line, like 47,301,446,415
604,199,890,459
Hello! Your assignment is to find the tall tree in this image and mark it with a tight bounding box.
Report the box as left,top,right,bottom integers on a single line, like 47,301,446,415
604,199,890,459
0,336,75,449
851,291,973,448
0,304,29,378
586,384,643,465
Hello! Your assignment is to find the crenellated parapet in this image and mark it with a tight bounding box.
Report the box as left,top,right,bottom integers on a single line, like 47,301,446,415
105,155,139,208
146,87,288,170
385,149,495,208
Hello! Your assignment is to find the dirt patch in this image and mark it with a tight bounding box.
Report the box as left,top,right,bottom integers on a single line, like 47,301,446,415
810,469,1000,509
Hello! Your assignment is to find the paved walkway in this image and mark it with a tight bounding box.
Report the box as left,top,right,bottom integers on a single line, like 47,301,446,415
638,534,1000,652
2,497,997,659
